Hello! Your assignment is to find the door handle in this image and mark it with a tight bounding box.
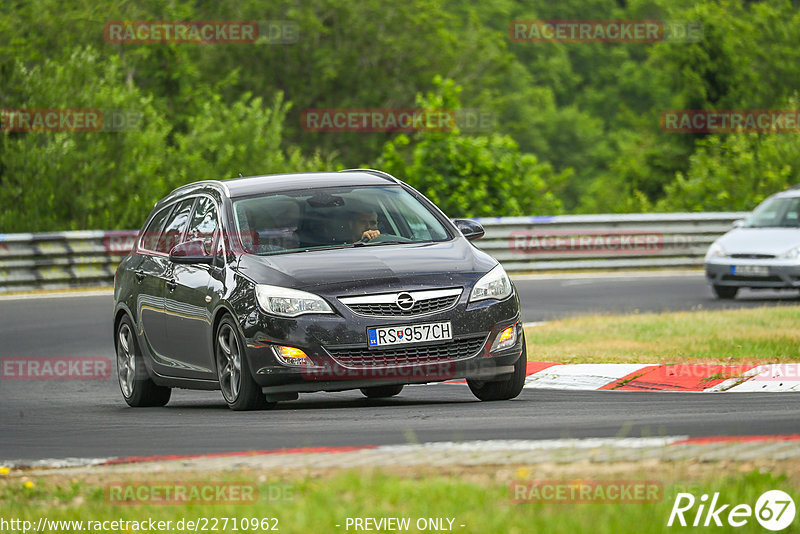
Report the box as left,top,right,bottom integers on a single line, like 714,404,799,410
134,270,146,283
166,279,177,292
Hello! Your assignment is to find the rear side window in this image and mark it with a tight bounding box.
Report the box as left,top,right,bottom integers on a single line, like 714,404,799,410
157,198,195,253
139,205,173,252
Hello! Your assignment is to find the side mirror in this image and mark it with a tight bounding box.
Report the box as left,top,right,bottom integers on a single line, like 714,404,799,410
169,239,214,264
453,219,485,241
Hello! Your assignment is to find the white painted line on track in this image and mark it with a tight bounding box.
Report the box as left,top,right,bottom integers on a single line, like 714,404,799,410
522,321,548,328
11,436,800,474
2,457,112,469
524,363,651,390
723,364,800,392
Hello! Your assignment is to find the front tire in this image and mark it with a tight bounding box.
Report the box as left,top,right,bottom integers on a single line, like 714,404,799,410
360,384,404,398
712,285,739,299
215,315,274,411
116,316,171,407
468,338,527,401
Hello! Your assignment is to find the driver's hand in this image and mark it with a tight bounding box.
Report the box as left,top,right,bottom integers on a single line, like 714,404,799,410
361,229,381,241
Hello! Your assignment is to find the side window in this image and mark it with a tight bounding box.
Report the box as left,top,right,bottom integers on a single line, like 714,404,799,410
140,205,173,252
156,198,195,254
783,198,800,226
186,197,219,254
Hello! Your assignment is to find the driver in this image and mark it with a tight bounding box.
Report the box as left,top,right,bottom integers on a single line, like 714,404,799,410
347,206,380,242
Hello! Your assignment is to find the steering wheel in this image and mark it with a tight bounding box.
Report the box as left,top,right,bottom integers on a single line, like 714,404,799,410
364,233,412,243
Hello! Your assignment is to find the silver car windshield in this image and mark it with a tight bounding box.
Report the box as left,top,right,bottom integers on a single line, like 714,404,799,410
232,185,451,255
745,196,800,228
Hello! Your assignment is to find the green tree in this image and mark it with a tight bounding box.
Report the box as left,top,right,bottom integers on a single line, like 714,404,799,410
0,48,173,231
379,78,566,218
0,47,326,231
656,132,800,212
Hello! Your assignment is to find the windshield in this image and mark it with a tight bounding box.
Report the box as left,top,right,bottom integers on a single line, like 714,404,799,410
745,196,800,228
232,185,451,255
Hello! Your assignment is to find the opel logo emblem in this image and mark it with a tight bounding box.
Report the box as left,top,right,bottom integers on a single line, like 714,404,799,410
395,292,415,310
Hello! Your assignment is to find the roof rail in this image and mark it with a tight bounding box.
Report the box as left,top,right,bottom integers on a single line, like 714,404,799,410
338,168,401,184
165,180,231,200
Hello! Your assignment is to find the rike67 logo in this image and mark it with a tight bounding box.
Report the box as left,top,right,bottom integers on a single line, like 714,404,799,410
668,490,796,531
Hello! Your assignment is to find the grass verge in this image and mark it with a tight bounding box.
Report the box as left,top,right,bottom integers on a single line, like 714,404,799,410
1,463,798,533
524,306,800,364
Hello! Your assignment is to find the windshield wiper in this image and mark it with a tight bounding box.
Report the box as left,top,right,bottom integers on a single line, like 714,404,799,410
261,244,356,255
352,240,408,247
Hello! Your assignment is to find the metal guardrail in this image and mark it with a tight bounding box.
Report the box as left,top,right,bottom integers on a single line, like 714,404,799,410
473,212,748,271
0,212,748,292
0,230,138,292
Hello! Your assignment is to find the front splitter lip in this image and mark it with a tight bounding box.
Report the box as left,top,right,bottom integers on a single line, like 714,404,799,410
259,361,517,395
255,340,523,395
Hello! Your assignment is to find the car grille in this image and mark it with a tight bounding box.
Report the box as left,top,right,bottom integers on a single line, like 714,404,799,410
730,254,775,259
346,295,459,317
339,288,462,317
326,335,486,368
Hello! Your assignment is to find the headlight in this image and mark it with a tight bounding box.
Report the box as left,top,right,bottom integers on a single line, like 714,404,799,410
779,246,800,260
255,284,333,317
705,242,727,260
470,265,513,302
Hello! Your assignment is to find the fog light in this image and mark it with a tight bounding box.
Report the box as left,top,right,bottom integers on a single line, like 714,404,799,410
273,346,311,366
491,325,517,352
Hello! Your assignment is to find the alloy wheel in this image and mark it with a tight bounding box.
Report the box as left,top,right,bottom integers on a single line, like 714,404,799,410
217,323,242,402
116,323,136,398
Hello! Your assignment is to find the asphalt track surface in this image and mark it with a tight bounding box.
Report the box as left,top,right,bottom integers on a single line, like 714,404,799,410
1,272,799,461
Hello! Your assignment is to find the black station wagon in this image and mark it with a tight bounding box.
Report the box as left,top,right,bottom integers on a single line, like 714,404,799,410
113,169,526,410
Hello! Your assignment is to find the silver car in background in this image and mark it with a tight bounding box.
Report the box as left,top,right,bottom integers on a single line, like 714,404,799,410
705,187,800,299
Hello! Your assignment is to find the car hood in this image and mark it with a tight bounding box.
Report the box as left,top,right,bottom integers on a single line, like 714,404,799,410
235,238,497,293
717,227,800,256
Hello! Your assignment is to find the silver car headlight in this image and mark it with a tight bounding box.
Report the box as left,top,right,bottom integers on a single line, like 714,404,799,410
779,246,800,260
470,264,513,302
705,242,727,260
255,284,334,317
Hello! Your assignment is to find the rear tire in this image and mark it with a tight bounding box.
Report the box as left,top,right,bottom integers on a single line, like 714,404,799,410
215,315,275,411
116,316,171,407
712,285,739,299
468,338,527,401
360,384,404,398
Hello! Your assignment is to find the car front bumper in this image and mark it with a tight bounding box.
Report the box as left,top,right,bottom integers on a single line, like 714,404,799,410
705,258,800,289
238,293,524,394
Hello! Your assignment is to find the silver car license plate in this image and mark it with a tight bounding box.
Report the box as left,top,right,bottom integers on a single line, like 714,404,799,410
733,265,769,276
368,322,452,347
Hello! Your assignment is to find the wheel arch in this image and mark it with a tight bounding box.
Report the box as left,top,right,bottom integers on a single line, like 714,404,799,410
209,302,241,368
113,305,135,351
